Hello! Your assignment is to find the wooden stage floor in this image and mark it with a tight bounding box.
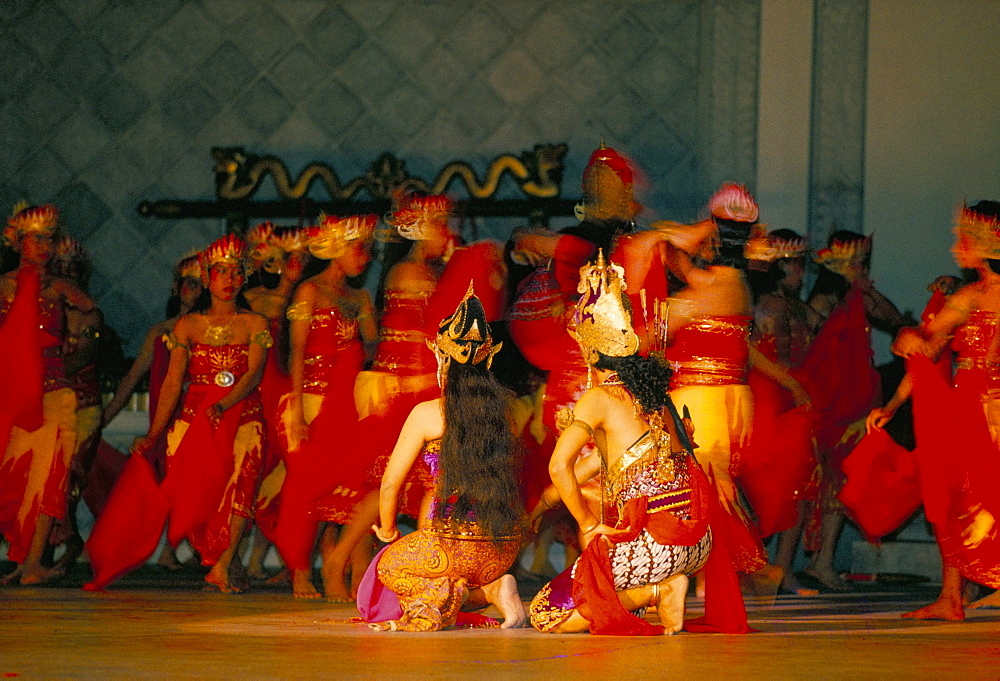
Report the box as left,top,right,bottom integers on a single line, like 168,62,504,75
2,565,999,679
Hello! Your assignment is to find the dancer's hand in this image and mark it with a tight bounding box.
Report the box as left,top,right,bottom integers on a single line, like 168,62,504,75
372,524,400,543
579,521,615,551
131,435,155,457
866,406,896,433
206,403,223,429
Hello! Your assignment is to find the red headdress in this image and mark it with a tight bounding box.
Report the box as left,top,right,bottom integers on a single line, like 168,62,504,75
391,194,453,241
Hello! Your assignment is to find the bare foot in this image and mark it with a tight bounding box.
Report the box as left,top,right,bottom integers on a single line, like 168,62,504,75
804,566,849,591
481,574,526,628
156,548,183,572
205,564,242,594
18,564,65,586
0,565,24,586
322,564,353,603
747,564,784,600
902,598,964,621
53,535,85,571
292,569,321,599
781,573,819,597
968,590,1000,610
229,559,251,592
247,566,269,581
266,568,291,585
655,574,689,635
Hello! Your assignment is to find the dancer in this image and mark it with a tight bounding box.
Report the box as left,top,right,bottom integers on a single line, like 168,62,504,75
884,201,1000,619
366,287,525,631
0,204,94,585
529,253,748,635
743,230,821,595
800,231,905,589
85,234,270,593
273,214,377,600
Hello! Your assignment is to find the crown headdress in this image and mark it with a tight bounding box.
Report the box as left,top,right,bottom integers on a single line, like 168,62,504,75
391,194,453,241
199,234,246,284
578,142,636,222
53,235,84,262
246,221,285,274
4,203,59,246
769,234,808,259
815,234,872,276
308,213,376,260
743,225,777,262
708,183,759,223
955,203,1000,259
571,250,640,364
174,250,202,282
429,283,502,369
275,228,307,253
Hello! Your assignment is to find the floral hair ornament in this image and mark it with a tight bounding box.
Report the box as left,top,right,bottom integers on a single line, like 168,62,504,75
246,221,285,275
391,193,453,241
198,234,247,285
428,283,502,370
571,249,640,364
4,202,59,246
815,234,873,277
307,213,377,260
954,202,1000,259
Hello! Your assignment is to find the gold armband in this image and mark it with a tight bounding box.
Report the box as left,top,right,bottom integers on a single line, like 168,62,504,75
252,329,274,349
162,331,188,352
286,301,312,322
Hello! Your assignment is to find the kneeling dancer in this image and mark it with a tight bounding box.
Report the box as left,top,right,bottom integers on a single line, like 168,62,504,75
529,253,750,635
365,286,526,631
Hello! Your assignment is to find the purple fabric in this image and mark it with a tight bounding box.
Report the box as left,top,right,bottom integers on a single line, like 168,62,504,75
355,545,402,622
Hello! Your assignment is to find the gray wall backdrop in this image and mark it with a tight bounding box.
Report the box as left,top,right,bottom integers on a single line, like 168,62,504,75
1,0,761,353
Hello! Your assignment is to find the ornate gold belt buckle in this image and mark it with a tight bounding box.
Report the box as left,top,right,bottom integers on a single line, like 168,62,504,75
214,370,235,387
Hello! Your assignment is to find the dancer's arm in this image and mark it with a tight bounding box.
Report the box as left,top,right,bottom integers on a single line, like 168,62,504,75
131,317,191,455
286,283,315,447
103,321,167,425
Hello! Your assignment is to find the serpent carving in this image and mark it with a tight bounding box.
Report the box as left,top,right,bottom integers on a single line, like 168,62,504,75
212,144,567,202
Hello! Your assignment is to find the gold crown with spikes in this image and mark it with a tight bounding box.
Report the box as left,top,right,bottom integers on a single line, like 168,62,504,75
198,234,246,284
4,203,59,246
246,221,284,274
769,234,808,259
308,213,377,260
174,250,202,282
571,249,640,364
53,235,85,262
428,283,502,369
275,228,308,253
815,234,872,276
708,183,759,223
391,194,453,241
955,203,1000,259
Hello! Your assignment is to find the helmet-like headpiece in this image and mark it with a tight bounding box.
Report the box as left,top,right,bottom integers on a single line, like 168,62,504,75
571,250,640,364
199,234,247,285
391,194,453,241
246,222,285,275
308,213,376,260
708,183,759,223
954,203,1000,260
815,234,873,277
4,203,59,246
429,283,501,369
578,143,636,222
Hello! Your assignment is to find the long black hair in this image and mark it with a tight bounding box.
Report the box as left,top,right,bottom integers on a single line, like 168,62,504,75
713,217,754,270
434,360,524,542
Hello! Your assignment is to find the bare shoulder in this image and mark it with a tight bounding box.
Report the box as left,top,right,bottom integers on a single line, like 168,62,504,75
240,309,269,332
386,260,433,289
409,397,445,436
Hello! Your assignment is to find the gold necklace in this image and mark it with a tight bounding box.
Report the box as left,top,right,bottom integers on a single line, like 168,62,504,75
204,313,237,345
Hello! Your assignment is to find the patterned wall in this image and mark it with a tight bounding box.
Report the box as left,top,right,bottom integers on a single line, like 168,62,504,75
0,0,760,353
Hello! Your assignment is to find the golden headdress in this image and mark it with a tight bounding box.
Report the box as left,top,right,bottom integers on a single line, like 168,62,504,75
275,227,308,254
743,224,777,262
429,283,501,369
578,142,637,222
571,250,640,364
174,249,202,282
954,203,1000,259
246,221,284,274
307,213,377,260
391,194,453,241
769,233,808,260
198,234,246,285
815,234,872,277
4,203,58,246
708,183,759,223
